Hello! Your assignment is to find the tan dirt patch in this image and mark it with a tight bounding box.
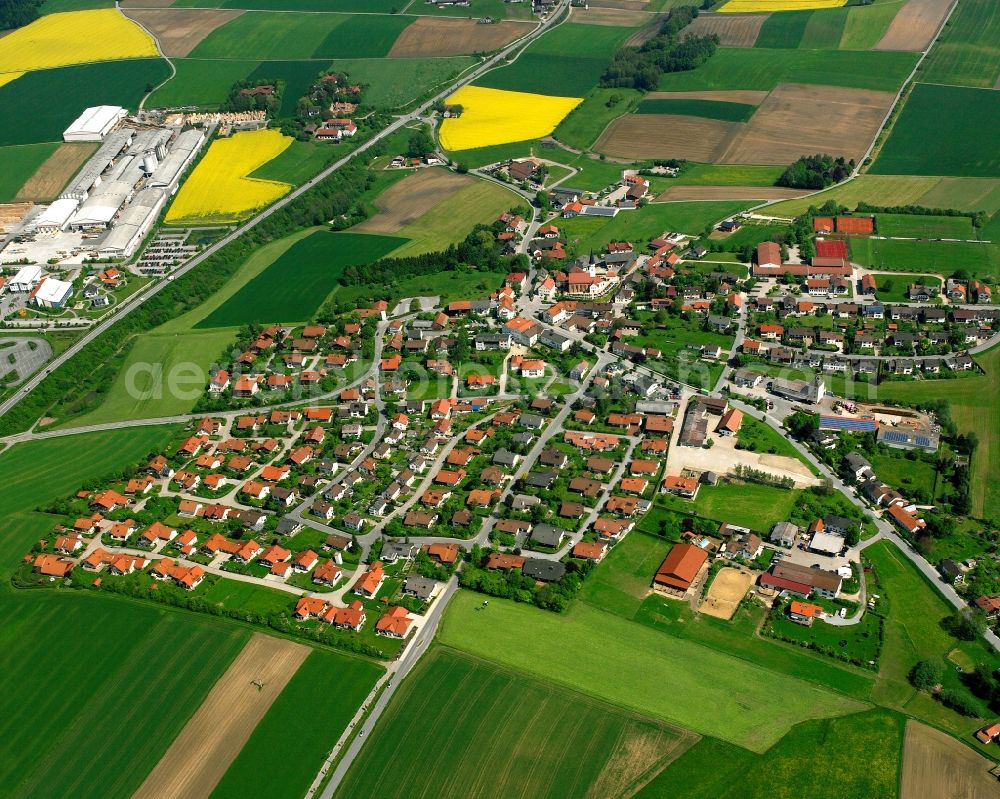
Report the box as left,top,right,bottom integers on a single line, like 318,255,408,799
588,0,650,10
354,167,475,233
132,634,309,799
681,12,769,47
719,83,895,165
123,9,244,57
646,89,769,105
597,114,743,161
657,185,812,201
875,0,953,52
588,725,698,799
389,17,535,58
700,567,755,620
16,143,98,203
900,720,1000,799
577,7,655,28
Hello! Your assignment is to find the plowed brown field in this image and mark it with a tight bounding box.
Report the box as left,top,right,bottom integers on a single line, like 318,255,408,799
124,8,244,57
389,17,534,57
681,12,768,46
355,167,474,233
597,114,742,161
16,143,97,202
876,0,953,51
900,720,1000,799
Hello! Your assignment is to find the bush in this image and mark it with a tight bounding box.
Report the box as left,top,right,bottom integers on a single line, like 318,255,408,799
910,656,945,690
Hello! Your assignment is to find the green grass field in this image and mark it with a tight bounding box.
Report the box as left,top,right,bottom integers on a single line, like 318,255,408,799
754,10,812,48
849,237,1000,279
554,87,642,150
874,213,975,239
559,200,755,251
189,11,413,59
920,0,1000,88
330,56,477,108
438,591,867,751
196,230,406,327
872,84,1000,177
211,649,382,799
148,59,258,109
387,180,516,257
656,480,800,531
1,591,248,799
475,23,632,97
765,175,940,217
0,59,171,146
39,0,114,11
869,451,939,499
635,98,757,121
873,273,942,303
800,5,849,49
866,541,1000,735
251,139,338,185
636,710,904,799
839,0,901,49
917,177,1000,216
60,328,236,428
670,163,784,187
0,142,59,201
657,48,917,93
335,647,693,799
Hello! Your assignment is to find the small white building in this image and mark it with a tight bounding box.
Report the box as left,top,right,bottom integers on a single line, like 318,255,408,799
31,277,74,308
63,106,126,142
8,264,43,292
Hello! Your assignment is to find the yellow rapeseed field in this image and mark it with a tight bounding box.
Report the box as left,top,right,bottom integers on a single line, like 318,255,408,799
165,130,293,225
0,10,159,76
439,86,582,152
719,0,846,10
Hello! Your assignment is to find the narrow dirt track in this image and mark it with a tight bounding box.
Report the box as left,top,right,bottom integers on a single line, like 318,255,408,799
132,634,310,799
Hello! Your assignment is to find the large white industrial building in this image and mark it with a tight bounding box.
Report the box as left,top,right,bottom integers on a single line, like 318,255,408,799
30,277,74,309
8,264,43,292
63,106,127,142
14,119,206,260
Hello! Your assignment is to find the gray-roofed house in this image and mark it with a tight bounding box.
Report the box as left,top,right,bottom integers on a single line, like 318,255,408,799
770,521,799,548
403,575,438,601
530,524,565,549
522,558,566,582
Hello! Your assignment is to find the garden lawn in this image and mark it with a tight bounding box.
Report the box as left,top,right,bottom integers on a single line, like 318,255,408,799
0,59,171,146
0,143,59,201
873,273,942,304
438,590,868,752
868,451,939,501
211,649,382,799
389,180,517,257
334,647,693,799
849,238,1000,280
871,84,1000,177
636,98,757,121
196,230,406,327
0,591,248,799
737,415,816,468
657,48,917,93
874,213,975,239
60,328,236,428
636,710,904,799
920,0,1000,88
189,12,412,59
559,200,756,251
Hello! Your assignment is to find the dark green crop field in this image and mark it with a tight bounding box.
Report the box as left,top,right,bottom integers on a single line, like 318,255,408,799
635,98,757,121
871,83,1000,177
920,0,1000,88
754,10,812,49
196,230,406,327
334,647,695,799
211,649,383,799
0,59,171,146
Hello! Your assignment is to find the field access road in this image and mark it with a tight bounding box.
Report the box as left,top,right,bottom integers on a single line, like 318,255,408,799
0,0,571,428
314,573,460,799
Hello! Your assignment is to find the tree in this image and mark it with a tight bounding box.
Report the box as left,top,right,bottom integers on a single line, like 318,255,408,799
911,656,946,691
406,130,435,158
940,688,979,716
943,608,987,641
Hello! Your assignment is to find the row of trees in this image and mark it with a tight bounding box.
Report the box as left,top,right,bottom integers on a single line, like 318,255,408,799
601,7,718,91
